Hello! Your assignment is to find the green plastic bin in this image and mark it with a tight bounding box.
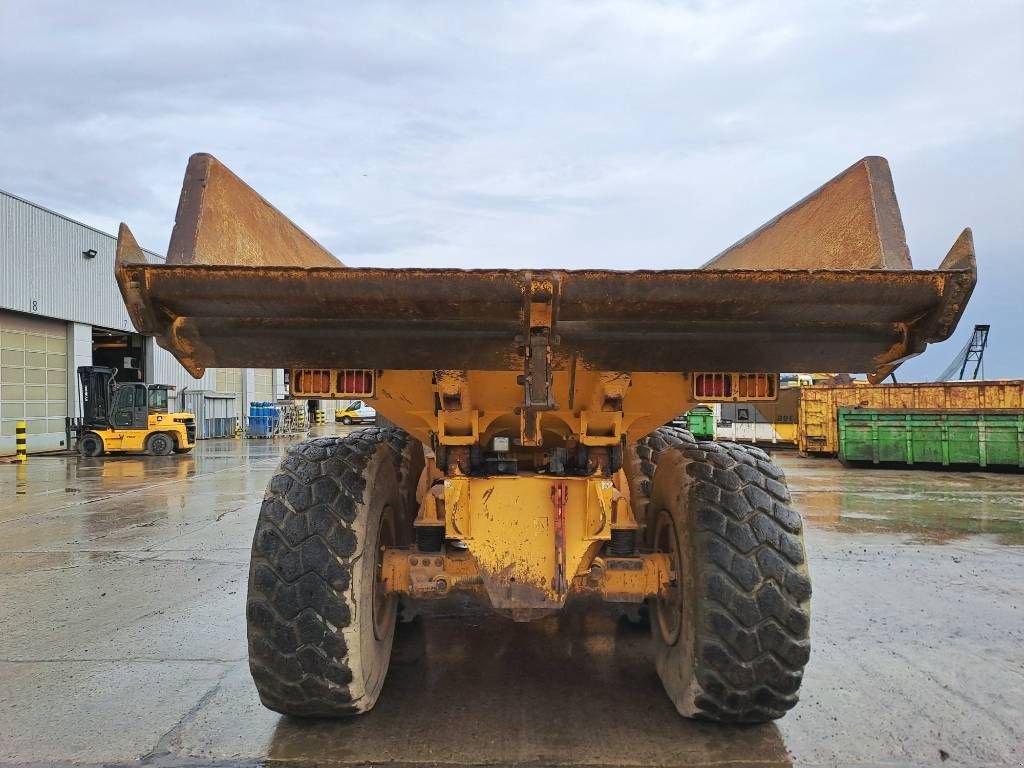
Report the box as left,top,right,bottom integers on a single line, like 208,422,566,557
686,406,715,440
838,408,1024,468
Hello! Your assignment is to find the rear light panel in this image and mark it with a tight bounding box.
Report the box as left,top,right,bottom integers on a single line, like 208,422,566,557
290,368,375,398
737,373,776,399
693,372,777,402
291,369,333,397
694,373,732,399
336,369,374,397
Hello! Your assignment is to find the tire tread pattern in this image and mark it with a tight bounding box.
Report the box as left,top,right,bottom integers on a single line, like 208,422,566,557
246,426,419,717
632,426,811,722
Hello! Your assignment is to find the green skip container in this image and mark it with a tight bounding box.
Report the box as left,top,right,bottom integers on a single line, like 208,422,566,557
838,408,1024,469
685,406,715,440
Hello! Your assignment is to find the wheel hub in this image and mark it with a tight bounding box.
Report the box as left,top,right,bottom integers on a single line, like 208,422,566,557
653,509,682,646
372,510,398,640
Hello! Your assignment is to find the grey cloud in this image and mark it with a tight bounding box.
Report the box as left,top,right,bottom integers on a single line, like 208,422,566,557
1,0,1021,378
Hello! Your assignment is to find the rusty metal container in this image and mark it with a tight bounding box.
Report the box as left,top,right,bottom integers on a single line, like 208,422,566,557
799,380,1024,455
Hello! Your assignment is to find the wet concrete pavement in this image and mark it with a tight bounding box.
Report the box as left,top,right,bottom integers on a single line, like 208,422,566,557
0,431,1021,767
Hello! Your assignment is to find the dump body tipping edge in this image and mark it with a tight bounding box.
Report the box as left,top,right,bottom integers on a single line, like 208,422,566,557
115,262,975,380
113,152,977,385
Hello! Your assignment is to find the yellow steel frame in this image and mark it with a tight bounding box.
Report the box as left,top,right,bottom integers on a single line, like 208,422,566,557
287,365,776,618
409,471,641,616
291,368,778,448
380,547,672,610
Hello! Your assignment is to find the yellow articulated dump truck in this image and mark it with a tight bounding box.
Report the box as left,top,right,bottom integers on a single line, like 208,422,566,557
114,154,975,722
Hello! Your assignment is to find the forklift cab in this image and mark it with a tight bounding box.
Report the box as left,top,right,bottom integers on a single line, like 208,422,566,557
108,383,173,426
148,385,172,413
110,382,151,429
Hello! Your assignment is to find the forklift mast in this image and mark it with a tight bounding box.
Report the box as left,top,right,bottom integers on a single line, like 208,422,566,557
79,366,117,428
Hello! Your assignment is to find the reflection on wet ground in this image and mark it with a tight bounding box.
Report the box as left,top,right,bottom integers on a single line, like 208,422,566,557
267,606,791,767
0,433,1021,766
776,452,1024,545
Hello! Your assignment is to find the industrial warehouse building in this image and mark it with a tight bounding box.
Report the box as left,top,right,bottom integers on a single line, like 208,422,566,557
0,189,288,454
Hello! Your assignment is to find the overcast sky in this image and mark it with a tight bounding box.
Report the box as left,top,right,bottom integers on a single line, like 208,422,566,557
2,1,1021,380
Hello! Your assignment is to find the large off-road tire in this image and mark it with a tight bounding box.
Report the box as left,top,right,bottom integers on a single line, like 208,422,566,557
625,425,697,541
246,427,424,717
631,427,811,722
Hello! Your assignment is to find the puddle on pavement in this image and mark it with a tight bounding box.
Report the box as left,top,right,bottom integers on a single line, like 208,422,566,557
775,453,1024,545
264,604,794,767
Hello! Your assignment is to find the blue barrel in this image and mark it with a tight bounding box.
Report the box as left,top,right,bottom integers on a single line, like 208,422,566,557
249,401,268,437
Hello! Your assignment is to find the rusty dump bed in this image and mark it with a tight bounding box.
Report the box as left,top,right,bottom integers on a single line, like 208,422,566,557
115,154,975,383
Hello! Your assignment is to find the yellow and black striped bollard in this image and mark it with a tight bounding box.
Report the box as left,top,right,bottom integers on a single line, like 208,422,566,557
16,460,27,494
15,420,27,463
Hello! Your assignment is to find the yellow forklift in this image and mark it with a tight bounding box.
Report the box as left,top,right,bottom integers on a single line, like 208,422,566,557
75,366,196,456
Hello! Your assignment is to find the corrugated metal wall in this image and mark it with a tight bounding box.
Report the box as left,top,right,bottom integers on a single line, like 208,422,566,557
252,369,276,402
0,189,291,449
0,190,163,331
0,189,218,400
216,368,242,396
150,341,217,410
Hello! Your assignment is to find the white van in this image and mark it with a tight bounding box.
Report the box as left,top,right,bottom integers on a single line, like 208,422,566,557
335,400,377,425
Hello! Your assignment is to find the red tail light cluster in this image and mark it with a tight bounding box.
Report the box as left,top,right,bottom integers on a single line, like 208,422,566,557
692,372,779,401
290,369,375,398
694,373,732,399
738,373,775,398
336,369,375,397
292,369,333,396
